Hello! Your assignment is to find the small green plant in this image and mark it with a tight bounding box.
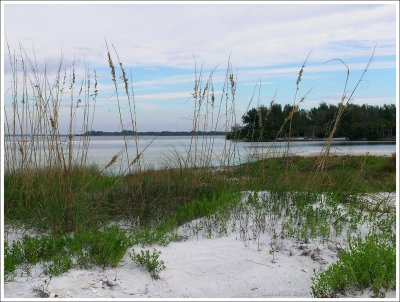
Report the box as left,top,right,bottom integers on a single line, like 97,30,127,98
4,241,22,278
4,226,131,276
74,226,130,268
129,248,166,279
131,224,177,246
311,234,396,298
42,254,73,277
269,232,279,263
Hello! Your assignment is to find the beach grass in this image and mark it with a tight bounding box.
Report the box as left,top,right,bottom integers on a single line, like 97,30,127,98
4,155,395,234
227,154,396,193
3,44,396,297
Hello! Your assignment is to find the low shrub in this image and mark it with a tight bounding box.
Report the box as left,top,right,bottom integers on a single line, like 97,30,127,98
130,248,166,279
42,254,73,277
4,226,131,279
311,234,396,297
73,226,130,268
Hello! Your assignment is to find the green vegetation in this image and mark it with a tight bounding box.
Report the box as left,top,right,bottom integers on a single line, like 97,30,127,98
180,190,395,248
4,192,239,278
311,235,396,298
129,249,166,279
4,155,395,234
4,159,396,298
4,165,236,233
4,167,119,233
228,153,396,193
3,44,396,297
5,226,130,279
228,103,396,141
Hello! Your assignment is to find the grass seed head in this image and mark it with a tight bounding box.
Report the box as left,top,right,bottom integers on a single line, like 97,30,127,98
105,155,118,169
107,51,116,84
296,67,304,86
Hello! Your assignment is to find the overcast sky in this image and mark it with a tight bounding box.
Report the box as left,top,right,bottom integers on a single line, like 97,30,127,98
2,1,398,132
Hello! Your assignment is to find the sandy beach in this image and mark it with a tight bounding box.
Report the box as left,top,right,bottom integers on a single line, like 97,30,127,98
3,192,397,299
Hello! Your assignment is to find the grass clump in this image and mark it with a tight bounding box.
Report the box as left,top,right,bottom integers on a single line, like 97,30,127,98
4,167,119,234
72,226,130,268
311,234,396,298
42,254,74,277
4,234,70,273
4,192,240,279
175,191,240,225
4,226,131,279
4,166,232,234
228,155,396,193
129,191,240,246
129,248,166,280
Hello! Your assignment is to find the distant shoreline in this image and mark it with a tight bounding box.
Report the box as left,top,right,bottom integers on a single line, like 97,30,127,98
254,151,396,159
5,133,396,143
79,131,226,137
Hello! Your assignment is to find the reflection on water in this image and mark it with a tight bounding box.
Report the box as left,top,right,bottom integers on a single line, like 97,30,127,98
5,135,396,173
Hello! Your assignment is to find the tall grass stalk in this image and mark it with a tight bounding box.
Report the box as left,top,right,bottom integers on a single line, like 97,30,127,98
4,44,391,236
315,46,376,173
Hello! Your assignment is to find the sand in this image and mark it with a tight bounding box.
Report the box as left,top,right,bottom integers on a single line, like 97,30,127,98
3,192,397,299
3,231,334,298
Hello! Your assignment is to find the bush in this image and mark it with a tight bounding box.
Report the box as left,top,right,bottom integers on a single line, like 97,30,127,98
4,242,22,277
129,248,166,279
42,254,73,276
73,226,130,268
311,235,396,297
4,226,131,278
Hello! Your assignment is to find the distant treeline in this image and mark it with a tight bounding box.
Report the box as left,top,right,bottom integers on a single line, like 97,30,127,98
80,130,226,136
227,103,396,141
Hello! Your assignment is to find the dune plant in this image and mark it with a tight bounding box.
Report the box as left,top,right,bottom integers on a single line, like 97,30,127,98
129,248,166,280
4,226,131,280
311,234,396,298
4,42,395,298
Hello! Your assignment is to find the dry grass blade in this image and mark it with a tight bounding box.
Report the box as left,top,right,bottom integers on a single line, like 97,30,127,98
314,46,376,174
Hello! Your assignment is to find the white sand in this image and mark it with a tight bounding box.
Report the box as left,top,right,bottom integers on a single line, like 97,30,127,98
4,232,331,298
4,231,397,299
3,192,397,299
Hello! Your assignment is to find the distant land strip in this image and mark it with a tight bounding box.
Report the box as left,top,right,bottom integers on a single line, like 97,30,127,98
81,130,226,136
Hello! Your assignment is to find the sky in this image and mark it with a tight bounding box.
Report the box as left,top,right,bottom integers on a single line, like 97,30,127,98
2,1,398,133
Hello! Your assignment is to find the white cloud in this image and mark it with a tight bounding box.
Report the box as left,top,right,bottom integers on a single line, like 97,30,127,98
137,103,160,111
135,91,191,101
3,3,397,69
133,75,194,89
313,95,396,107
239,59,396,80
3,2,396,132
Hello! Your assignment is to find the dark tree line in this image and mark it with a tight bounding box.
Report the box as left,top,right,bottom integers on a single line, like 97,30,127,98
227,103,396,141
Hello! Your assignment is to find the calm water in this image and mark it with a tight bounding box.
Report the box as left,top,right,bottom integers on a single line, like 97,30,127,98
75,136,396,172
6,136,396,173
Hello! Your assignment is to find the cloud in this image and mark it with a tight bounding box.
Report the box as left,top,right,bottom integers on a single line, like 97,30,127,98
79,91,192,107
242,59,396,78
133,75,195,89
135,91,191,101
137,103,160,111
3,3,396,132
3,3,396,69
317,95,396,106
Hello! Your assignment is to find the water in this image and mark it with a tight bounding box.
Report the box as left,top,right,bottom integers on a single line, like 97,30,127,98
5,135,396,173
69,136,396,172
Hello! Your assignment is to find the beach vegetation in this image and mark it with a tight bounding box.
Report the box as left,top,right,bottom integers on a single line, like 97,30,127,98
129,249,166,280
311,235,396,298
3,43,396,297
